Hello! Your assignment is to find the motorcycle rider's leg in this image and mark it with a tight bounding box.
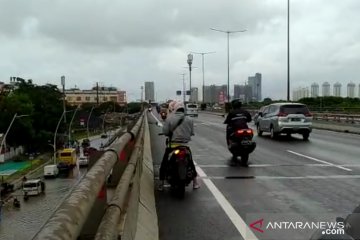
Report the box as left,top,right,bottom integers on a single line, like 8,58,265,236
158,147,172,191
188,148,200,189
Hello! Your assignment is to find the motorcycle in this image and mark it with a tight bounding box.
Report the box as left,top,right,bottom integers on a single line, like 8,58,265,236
227,128,256,166
148,107,152,112
158,133,196,198
13,198,20,208
160,111,167,120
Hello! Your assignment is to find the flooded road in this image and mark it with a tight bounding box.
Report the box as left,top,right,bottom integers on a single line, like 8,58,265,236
0,133,116,240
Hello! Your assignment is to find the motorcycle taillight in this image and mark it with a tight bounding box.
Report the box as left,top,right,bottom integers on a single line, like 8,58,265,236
236,129,253,136
174,149,187,159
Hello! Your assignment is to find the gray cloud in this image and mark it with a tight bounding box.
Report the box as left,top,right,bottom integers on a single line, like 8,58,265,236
1,0,360,101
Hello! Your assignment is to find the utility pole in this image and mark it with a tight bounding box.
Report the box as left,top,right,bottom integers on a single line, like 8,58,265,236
96,82,99,106
61,76,66,124
287,0,291,101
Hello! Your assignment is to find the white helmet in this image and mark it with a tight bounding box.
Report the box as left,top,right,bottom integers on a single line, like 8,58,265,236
173,101,185,112
168,100,177,112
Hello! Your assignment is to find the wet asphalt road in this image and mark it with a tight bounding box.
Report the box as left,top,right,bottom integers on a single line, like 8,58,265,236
0,134,114,240
148,111,360,240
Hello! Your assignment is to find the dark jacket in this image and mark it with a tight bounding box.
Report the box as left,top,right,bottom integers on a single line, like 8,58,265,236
224,109,252,129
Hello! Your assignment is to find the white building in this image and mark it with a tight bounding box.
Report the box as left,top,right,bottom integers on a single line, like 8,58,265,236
322,82,331,96
310,83,319,97
347,82,356,98
333,82,342,97
293,87,309,101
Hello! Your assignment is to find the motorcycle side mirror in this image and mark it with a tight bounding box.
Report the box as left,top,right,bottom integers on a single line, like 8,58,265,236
336,217,345,223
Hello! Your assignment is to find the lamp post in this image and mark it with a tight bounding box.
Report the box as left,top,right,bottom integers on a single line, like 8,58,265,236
86,105,95,139
61,76,67,124
210,28,247,103
287,0,290,101
187,54,193,102
191,51,216,103
53,110,74,164
0,113,30,158
68,106,80,145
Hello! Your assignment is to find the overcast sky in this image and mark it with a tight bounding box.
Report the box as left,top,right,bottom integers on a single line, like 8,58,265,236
1,0,360,101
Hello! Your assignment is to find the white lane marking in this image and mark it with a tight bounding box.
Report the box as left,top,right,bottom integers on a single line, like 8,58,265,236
150,111,163,127
286,150,352,172
201,175,360,180
195,164,259,240
196,163,341,168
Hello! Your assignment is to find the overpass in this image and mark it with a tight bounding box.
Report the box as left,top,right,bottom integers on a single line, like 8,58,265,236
3,111,360,239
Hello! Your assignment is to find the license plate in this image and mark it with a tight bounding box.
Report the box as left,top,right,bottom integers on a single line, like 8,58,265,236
291,118,301,121
241,140,252,145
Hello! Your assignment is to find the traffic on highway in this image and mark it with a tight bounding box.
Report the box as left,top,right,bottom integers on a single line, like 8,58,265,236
149,107,360,240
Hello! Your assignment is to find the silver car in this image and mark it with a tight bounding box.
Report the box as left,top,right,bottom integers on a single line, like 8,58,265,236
256,103,313,140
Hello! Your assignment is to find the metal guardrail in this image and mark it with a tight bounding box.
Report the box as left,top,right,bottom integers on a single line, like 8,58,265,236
312,113,360,124
95,120,144,239
32,113,144,240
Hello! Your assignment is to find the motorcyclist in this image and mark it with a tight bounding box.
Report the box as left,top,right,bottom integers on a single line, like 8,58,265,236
223,99,252,145
158,101,200,191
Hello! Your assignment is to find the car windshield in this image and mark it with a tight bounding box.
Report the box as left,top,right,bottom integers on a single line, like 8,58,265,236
187,104,197,108
24,183,37,188
280,105,310,114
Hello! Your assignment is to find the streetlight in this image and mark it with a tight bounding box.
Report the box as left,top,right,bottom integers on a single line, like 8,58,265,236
86,105,95,139
0,113,30,158
191,51,216,103
61,76,67,124
187,54,193,102
210,28,247,103
287,0,290,101
68,106,80,145
53,110,74,164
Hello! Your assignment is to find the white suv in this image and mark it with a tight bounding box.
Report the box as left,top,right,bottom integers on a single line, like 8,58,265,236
257,103,313,140
185,103,198,117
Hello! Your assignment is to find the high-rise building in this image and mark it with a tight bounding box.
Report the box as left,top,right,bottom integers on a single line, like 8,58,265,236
190,87,198,102
203,84,227,104
144,82,155,102
322,82,331,96
347,82,356,98
333,82,342,97
248,73,262,101
310,83,319,97
234,85,241,99
293,87,309,101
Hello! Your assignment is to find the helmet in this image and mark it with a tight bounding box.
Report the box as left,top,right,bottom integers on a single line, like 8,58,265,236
231,99,242,109
174,101,185,112
168,101,177,112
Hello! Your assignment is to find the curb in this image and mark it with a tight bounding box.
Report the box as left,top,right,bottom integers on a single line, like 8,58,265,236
134,114,159,240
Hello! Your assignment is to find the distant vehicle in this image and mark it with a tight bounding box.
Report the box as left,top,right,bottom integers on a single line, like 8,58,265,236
57,148,78,171
257,103,313,140
78,155,89,167
212,105,222,110
22,179,45,198
101,134,108,139
185,103,198,117
43,164,59,178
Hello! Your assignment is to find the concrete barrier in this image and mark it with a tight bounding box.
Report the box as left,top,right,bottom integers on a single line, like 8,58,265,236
133,114,159,240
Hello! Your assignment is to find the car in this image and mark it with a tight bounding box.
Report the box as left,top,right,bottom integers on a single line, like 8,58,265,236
256,102,313,140
101,134,108,139
185,103,198,117
43,164,59,178
22,178,45,197
254,106,267,126
81,138,90,148
78,155,89,167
